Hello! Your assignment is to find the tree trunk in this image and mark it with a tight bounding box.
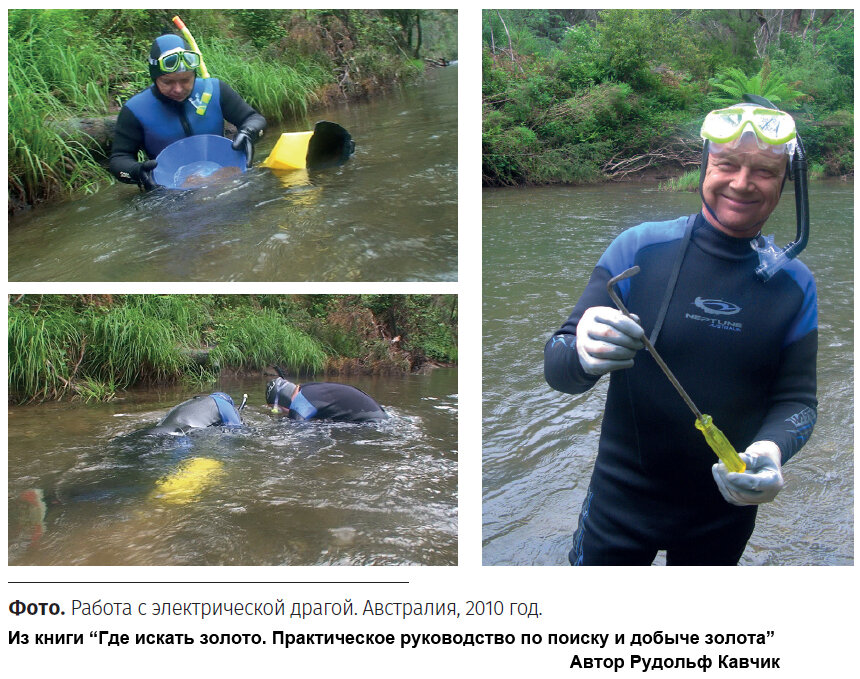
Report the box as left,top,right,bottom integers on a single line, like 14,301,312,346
413,12,422,58
788,9,803,34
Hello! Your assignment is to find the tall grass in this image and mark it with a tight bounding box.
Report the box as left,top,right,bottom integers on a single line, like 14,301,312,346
209,308,327,374
8,296,329,403
7,21,117,204
9,48,112,203
82,305,193,386
8,306,81,402
658,169,700,192
204,40,331,122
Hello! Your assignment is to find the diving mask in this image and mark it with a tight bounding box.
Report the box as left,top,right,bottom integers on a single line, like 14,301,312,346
701,105,796,147
150,48,201,74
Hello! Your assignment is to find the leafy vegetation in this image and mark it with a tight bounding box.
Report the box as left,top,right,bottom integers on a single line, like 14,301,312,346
483,9,853,187
8,295,457,404
8,9,458,207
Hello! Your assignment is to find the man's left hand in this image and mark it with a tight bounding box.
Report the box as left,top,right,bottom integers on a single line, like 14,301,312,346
712,440,784,506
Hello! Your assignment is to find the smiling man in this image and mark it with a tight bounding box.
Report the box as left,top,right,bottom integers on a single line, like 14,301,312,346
109,33,266,191
543,97,818,565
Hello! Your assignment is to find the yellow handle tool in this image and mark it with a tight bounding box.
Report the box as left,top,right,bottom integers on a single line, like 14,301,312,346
608,266,746,473
695,414,746,473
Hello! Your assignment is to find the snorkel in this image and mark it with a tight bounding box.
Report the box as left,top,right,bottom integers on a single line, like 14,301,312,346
171,15,212,116
699,94,810,281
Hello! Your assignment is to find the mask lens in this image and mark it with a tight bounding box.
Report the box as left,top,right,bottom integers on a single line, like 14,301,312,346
752,109,794,142
182,51,201,69
160,52,181,72
702,109,744,142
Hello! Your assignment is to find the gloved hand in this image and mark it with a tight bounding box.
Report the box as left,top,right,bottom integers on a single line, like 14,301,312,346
576,306,645,376
232,114,266,167
137,160,161,191
231,128,254,164
712,440,784,506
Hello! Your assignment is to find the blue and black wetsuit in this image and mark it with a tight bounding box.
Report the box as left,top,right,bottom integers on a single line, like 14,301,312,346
109,79,264,185
268,379,388,423
544,213,818,565
147,392,243,435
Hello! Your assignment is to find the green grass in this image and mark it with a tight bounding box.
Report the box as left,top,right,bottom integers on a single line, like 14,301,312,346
658,169,700,192
8,306,81,402
9,295,456,403
205,40,331,123
209,308,327,373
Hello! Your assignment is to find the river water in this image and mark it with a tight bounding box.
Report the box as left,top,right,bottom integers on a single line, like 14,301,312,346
8,369,457,566
8,66,457,282
482,180,853,566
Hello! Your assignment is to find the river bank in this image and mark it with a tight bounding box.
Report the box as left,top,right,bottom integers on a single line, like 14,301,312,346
8,295,458,404
482,10,853,189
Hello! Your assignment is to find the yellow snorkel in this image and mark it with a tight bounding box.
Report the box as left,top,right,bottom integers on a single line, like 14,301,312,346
172,15,212,115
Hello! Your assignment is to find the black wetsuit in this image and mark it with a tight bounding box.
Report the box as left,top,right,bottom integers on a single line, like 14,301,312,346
109,79,264,185
147,392,242,435
544,213,818,565
272,382,388,422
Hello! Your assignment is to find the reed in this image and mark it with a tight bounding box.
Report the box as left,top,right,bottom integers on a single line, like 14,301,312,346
204,40,331,122
81,305,193,386
658,169,700,192
9,295,456,403
8,305,81,402
209,308,327,374
8,39,113,203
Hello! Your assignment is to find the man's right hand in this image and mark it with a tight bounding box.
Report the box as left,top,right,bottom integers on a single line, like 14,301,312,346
576,306,645,376
137,160,161,191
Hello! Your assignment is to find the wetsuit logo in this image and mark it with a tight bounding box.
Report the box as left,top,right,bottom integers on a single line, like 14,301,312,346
693,297,741,315
686,297,743,333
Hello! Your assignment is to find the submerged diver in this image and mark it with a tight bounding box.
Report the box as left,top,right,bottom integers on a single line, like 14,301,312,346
266,370,388,423
13,391,245,544
544,97,817,565
146,391,245,435
109,33,266,191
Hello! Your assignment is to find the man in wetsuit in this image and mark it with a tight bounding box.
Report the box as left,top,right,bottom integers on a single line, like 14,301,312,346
266,377,388,423
109,33,266,190
147,392,244,435
544,100,817,565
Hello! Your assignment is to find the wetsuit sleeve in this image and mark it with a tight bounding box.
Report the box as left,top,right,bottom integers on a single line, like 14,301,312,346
109,105,147,183
752,277,818,463
219,81,266,132
544,265,615,394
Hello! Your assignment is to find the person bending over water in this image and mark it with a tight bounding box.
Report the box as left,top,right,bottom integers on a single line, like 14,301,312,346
266,375,387,423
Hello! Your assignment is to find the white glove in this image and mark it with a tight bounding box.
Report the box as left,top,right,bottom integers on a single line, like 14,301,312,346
576,306,645,376
712,440,784,506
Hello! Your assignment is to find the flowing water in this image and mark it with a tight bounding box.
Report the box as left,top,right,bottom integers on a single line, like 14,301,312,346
8,66,457,282
482,180,853,566
8,369,457,566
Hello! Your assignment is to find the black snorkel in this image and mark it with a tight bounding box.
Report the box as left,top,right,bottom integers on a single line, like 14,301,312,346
699,94,810,282
743,95,810,281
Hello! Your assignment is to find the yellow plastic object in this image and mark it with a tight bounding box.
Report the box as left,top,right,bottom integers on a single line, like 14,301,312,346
150,457,224,505
261,131,314,170
695,415,747,473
